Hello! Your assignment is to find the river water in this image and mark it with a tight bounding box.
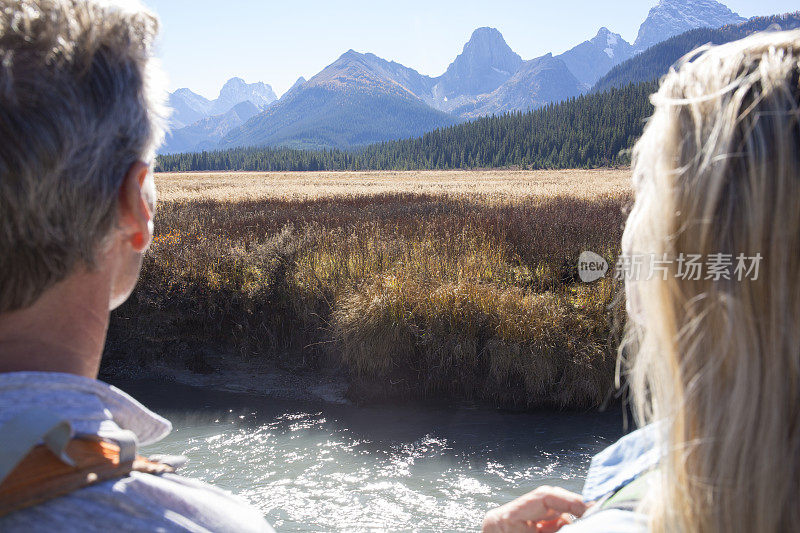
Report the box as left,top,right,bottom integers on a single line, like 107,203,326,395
113,379,626,532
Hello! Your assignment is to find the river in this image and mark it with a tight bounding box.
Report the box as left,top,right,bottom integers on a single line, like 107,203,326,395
112,379,627,532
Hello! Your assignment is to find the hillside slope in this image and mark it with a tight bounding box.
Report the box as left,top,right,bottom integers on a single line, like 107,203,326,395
456,54,584,118
162,101,261,154
220,51,456,150
168,89,212,129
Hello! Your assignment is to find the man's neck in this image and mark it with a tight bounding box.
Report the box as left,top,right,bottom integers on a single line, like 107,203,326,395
0,267,110,378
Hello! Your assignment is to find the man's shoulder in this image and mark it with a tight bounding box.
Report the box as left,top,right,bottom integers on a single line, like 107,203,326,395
0,470,274,533
0,373,274,531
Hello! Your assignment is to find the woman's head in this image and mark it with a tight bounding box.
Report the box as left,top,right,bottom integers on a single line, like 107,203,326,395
623,30,800,532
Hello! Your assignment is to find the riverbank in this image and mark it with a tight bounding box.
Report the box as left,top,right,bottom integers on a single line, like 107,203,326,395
100,355,350,404
102,170,630,410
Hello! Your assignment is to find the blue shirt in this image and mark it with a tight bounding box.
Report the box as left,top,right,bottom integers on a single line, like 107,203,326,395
0,372,274,533
561,423,659,532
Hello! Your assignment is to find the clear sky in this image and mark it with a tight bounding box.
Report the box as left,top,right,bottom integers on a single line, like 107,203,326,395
142,0,798,99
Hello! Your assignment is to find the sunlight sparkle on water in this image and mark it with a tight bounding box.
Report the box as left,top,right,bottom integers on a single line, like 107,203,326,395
130,382,623,532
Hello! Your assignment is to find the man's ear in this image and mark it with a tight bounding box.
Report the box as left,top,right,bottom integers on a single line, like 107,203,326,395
118,161,153,253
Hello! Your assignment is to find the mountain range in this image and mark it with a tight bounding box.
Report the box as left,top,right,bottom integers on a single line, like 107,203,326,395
163,77,277,153
220,51,458,150
161,0,747,154
594,12,800,93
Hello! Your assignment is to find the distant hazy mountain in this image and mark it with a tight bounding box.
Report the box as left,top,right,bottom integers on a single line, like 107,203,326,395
557,27,634,88
161,101,261,154
168,89,212,129
209,77,277,116
456,53,583,118
595,12,800,92
220,50,456,150
161,77,277,154
634,0,745,52
430,27,522,112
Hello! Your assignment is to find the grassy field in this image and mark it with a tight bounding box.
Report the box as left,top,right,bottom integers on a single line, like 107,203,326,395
104,170,631,409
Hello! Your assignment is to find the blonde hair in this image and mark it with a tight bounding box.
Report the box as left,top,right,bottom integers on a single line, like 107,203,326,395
623,30,800,532
0,0,166,313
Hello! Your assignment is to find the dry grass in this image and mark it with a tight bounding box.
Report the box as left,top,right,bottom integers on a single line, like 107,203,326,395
154,169,631,202
105,170,631,409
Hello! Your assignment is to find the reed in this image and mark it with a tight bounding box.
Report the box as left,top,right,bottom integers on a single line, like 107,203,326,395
104,170,630,409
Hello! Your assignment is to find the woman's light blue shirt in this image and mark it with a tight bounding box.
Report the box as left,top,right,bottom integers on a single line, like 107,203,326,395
562,423,660,532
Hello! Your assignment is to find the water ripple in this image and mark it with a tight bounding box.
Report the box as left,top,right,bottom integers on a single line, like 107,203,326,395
135,384,624,532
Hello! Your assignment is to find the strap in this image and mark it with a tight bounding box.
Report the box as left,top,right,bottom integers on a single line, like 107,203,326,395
0,439,174,517
598,469,656,512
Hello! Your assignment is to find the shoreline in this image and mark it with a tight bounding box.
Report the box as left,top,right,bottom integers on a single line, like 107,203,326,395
100,354,623,412
101,353,351,405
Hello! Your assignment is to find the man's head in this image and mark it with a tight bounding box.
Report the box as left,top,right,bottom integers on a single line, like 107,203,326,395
0,0,166,314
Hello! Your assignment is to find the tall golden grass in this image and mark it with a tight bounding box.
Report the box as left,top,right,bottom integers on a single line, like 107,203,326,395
104,170,630,409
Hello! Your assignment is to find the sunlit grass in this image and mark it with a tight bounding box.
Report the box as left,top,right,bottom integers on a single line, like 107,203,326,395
154,169,631,202
106,170,630,409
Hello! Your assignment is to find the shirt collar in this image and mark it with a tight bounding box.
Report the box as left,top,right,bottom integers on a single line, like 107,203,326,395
0,371,171,446
582,422,661,502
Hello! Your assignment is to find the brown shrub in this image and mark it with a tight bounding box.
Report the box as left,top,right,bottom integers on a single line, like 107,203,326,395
334,277,619,408
104,171,630,409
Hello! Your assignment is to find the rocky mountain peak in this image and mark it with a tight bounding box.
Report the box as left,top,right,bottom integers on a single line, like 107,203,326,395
211,77,277,115
463,27,510,51
435,27,523,99
458,27,522,69
634,0,745,52
556,26,632,87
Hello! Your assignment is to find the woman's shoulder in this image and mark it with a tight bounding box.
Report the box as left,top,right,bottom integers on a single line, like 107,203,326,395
562,509,649,533
562,424,660,533
582,423,660,502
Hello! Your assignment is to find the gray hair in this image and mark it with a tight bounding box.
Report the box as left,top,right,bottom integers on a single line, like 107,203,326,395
0,0,166,313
